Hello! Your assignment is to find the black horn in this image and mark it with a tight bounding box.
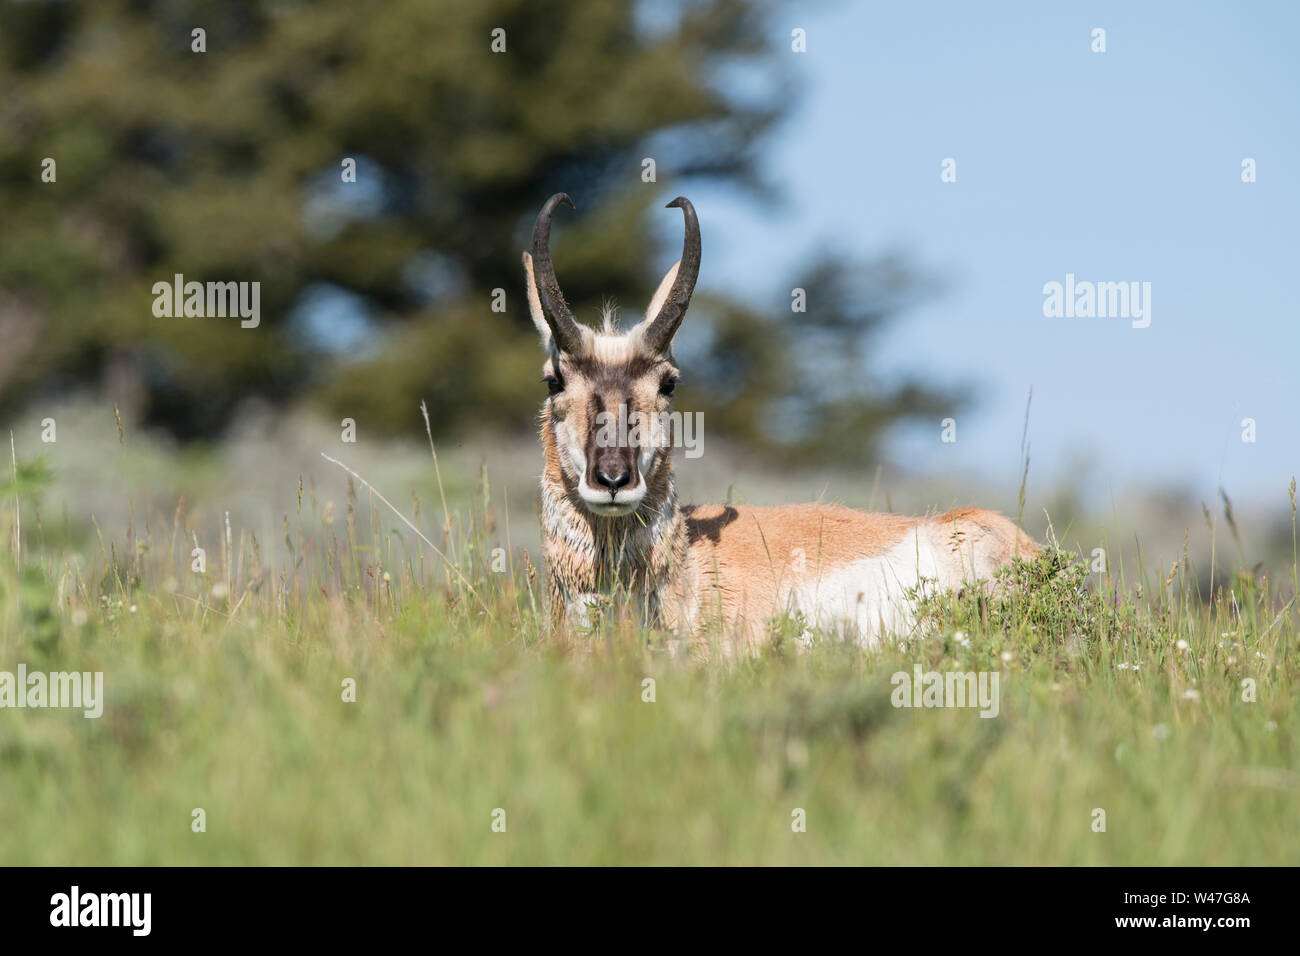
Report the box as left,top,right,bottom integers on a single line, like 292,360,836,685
642,196,701,353
530,193,585,354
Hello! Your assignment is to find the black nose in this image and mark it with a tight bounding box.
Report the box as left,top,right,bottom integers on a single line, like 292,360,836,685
594,469,631,492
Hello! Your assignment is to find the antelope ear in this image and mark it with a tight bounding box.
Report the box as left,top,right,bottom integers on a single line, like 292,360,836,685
633,260,681,350
521,252,552,351
644,260,680,323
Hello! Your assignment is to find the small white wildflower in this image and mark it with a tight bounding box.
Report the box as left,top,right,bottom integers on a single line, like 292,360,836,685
1181,688,1200,701
129,604,138,613
1152,723,1171,741
1176,639,1189,651
1266,721,1278,732
211,582,229,599
1000,651,1013,663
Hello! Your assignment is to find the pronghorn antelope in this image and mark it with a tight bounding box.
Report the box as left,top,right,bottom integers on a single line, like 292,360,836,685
523,193,1038,648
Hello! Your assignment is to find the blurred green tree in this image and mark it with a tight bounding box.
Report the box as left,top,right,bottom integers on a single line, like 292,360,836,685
0,0,960,461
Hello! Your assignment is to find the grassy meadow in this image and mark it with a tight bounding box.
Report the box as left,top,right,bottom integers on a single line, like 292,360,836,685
0,406,1297,865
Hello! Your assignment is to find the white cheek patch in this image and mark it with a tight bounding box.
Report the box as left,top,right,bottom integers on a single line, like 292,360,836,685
636,414,664,478
556,420,587,481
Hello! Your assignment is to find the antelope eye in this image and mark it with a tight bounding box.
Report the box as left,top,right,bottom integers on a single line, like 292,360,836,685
542,375,563,395
659,378,678,396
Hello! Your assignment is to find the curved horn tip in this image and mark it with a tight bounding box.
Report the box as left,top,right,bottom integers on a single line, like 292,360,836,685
549,192,576,210
665,196,691,209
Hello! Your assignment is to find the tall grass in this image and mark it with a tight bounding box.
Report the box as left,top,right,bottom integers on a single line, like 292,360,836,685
0,416,1295,864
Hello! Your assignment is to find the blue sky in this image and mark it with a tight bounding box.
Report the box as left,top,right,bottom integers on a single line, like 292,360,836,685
689,0,1298,508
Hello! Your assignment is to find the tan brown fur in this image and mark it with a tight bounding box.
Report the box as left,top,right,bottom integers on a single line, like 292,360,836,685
677,503,1038,645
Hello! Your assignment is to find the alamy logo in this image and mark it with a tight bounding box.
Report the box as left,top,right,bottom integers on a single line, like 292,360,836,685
152,273,260,328
1042,273,1151,328
50,886,151,936
0,665,103,718
890,664,1000,718
594,410,704,459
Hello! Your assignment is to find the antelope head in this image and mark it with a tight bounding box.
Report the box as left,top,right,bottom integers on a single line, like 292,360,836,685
524,193,701,517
